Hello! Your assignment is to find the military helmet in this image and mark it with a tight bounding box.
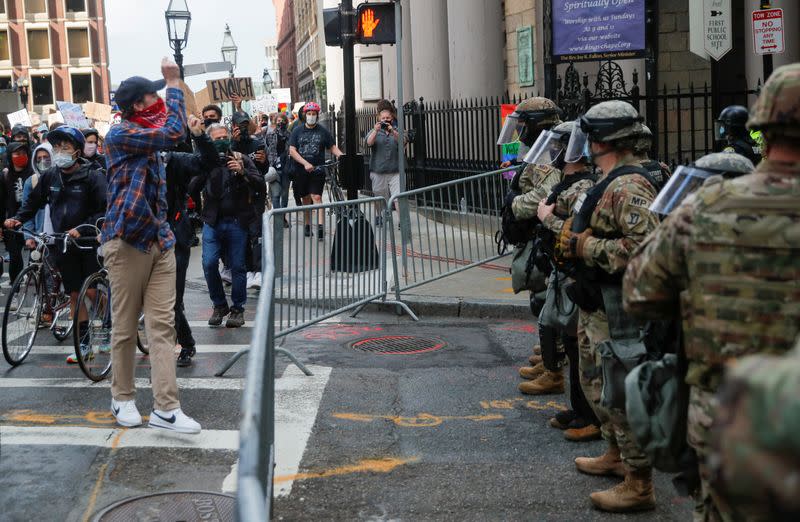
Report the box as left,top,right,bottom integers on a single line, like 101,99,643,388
552,120,575,143
514,97,562,127
579,100,644,143
694,151,754,175
747,63,800,138
717,105,749,128
634,124,653,154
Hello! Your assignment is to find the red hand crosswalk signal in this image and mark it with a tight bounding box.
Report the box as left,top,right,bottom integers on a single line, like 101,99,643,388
356,3,395,44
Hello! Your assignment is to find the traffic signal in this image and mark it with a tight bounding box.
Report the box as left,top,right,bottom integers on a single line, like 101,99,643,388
355,3,395,45
323,7,343,47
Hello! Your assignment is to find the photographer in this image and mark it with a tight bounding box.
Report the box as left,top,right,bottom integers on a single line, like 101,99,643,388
199,123,265,328
365,106,404,211
266,112,291,219
231,111,268,289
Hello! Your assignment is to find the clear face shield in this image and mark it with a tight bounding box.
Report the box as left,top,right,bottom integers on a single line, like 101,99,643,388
649,166,715,215
714,121,726,141
523,130,566,165
497,113,525,145
565,123,590,163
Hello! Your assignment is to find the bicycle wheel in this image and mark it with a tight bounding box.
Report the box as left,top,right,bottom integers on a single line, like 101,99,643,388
73,271,112,381
50,290,73,342
136,314,149,355
2,266,42,366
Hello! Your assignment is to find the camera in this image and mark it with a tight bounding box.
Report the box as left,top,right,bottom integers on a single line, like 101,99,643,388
380,121,390,130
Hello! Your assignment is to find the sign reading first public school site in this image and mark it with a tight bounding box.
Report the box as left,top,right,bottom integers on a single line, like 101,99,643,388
551,0,646,63
206,77,256,103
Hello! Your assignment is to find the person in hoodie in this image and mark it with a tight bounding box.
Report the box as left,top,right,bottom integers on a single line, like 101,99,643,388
10,124,32,152
0,141,35,283
81,128,106,173
4,126,107,364
22,142,54,247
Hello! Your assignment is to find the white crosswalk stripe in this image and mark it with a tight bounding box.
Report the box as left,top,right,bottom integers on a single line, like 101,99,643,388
26,344,249,355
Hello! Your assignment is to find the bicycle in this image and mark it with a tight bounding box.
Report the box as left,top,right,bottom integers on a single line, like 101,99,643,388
73,262,149,382
1,227,96,366
319,160,345,203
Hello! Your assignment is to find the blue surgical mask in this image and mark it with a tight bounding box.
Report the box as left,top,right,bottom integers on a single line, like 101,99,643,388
53,151,77,169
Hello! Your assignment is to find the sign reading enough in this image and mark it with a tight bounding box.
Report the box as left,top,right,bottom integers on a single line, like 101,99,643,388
206,77,256,103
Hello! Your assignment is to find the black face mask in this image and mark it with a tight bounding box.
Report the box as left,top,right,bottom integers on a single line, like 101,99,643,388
204,118,220,128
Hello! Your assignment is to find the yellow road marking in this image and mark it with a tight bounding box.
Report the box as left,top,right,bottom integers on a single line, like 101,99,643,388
2,410,149,426
495,277,512,281
81,430,125,522
480,398,568,412
332,412,504,427
274,457,418,484
501,288,515,293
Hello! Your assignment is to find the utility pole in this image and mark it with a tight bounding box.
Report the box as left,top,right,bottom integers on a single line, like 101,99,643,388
342,0,359,200
760,1,773,81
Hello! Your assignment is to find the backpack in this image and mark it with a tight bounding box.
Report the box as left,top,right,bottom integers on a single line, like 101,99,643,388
496,165,536,253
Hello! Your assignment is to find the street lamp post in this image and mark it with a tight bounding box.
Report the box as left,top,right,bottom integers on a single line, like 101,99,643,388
165,0,192,80
262,68,274,94
221,24,238,116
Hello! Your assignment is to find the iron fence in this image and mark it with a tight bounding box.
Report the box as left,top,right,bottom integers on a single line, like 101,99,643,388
321,61,761,193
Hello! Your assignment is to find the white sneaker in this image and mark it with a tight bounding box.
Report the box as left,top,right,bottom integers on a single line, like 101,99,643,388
220,268,232,284
246,272,255,289
111,399,142,427
251,272,262,289
148,408,201,434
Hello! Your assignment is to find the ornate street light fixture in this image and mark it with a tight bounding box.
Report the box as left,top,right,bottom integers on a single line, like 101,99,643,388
221,24,238,78
165,0,192,80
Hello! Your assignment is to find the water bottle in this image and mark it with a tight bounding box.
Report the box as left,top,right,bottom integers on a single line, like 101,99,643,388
459,197,468,214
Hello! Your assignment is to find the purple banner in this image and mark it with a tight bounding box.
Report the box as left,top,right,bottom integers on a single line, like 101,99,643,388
552,0,646,63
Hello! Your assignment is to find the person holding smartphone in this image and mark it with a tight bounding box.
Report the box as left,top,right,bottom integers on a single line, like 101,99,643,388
198,123,265,328
365,106,404,215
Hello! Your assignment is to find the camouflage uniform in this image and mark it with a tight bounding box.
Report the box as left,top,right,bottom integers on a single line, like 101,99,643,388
513,163,562,219
709,336,800,520
623,64,800,522
635,125,672,189
575,154,659,470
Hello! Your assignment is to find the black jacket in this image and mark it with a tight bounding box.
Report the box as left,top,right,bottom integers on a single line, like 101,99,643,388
0,142,34,219
199,153,265,227
84,153,107,173
14,160,106,234
164,133,217,248
233,134,269,215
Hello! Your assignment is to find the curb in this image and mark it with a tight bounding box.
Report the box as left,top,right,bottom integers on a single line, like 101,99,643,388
367,295,530,320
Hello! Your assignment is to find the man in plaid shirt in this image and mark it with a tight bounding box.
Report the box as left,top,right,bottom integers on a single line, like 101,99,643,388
102,58,200,434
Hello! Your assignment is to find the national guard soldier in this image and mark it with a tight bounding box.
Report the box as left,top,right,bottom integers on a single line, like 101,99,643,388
529,120,601,440
558,100,660,512
715,105,762,165
633,124,671,189
498,97,564,381
709,336,800,520
623,63,800,521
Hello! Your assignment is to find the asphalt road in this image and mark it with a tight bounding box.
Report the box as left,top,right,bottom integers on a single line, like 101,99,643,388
0,248,694,521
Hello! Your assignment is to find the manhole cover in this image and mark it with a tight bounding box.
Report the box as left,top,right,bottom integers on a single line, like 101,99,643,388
93,491,235,522
349,335,446,354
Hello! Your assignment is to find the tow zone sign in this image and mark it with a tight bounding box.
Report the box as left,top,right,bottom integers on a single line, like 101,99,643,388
752,8,784,55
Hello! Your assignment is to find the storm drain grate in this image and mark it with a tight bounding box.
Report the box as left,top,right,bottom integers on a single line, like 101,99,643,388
349,335,446,355
93,491,234,522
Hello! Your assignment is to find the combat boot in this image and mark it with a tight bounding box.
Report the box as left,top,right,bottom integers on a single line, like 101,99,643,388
590,467,655,512
575,445,626,477
518,370,564,395
518,362,545,380
564,423,602,442
528,354,543,365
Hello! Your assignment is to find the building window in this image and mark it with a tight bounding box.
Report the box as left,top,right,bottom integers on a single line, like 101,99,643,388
65,0,86,13
68,28,90,59
31,74,53,106
0,31,9,61
27,29,50,60
0,1,6,15
25,0,46,14
0,77,11,90
71,73,92,103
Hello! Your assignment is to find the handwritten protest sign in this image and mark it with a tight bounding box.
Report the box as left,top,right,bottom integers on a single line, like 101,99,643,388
7,108,32,128
56,101,90,128
206,77,255,103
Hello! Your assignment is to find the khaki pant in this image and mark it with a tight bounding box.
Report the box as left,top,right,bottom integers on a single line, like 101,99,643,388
578,308,651,470
104,238,179,411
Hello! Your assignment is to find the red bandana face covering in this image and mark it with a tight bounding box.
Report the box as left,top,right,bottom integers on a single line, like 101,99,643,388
128,97,167,128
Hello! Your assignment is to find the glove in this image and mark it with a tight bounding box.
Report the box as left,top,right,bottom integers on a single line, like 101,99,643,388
558,219,593,260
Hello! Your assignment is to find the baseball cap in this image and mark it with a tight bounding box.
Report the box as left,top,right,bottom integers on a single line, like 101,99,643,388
115,76,166,111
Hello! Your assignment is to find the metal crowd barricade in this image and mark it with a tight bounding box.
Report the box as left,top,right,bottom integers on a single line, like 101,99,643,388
236,213,276,521
216,193,415,376
385,168,512,312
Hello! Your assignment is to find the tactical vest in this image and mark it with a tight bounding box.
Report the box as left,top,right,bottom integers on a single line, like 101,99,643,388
639,159,669,191
683,178,800,383
725,138,762,166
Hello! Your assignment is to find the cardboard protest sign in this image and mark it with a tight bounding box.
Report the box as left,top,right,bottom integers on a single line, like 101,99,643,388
56,101,90,128
94,121,111,138
7,108,32,128
195,87,211,112
206,77,255,103
178,80,198,117
47,111,65,127
82,102,113,123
